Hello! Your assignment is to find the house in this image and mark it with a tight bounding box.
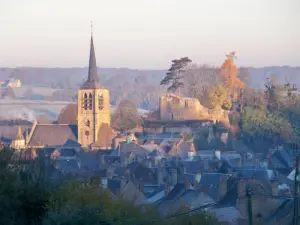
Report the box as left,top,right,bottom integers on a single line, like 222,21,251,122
26,121,80,150
0,78,21,88
10,126,26,150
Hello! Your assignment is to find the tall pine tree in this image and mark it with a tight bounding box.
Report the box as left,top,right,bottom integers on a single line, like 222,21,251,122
160,57,192,94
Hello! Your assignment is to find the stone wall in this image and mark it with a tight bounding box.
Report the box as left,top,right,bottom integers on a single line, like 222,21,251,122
159,93,229,124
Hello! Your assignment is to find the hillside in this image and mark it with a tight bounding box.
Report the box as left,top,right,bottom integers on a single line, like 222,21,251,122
1,66,300,110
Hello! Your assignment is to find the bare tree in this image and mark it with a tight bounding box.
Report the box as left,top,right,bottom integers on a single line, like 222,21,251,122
185,64,219,107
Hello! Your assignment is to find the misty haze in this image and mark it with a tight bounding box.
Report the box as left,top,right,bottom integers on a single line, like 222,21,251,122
0,1,300,225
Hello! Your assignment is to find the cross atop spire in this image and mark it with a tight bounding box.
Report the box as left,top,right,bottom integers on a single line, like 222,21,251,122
81,22,102,89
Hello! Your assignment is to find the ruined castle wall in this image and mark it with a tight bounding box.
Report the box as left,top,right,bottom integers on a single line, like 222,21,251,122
159,94,229,124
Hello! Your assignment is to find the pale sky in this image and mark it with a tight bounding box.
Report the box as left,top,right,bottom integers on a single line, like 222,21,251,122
0,0,299,69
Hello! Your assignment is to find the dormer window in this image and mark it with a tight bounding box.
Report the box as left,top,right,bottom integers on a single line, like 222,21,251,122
98,94,104,110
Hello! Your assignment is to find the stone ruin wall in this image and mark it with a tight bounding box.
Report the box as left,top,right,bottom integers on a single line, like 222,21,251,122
159,93,229,124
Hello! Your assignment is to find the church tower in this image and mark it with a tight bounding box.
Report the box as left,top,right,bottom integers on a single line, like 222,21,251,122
77,29,110,147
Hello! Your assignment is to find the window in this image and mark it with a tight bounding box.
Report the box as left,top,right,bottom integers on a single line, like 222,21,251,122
98,94,104,110
185,100,188,108
88,93,93,110
83,93,88,110
85,120,90,127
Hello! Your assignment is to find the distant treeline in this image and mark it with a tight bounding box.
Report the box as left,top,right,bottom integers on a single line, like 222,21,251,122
0,119,33,126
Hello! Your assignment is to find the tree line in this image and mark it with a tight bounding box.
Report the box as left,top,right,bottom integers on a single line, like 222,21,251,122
160,52,300,152
0,147,219,225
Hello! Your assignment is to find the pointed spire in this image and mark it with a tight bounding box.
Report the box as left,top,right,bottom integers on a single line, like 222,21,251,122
81,21,102,89
16,126,24,140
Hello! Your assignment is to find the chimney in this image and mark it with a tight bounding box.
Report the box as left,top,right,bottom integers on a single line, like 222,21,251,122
101,177,108,189
194,170,201,184
164,183,171,196
106,167,114,179
218,176,228,200
139,179,144,194
238,179,247,196
188,150,195,161
125,168,131,183
77,160,81,169
180,163,186,174
156,167,163,185
154,157,159,166
203,159,209,171
215,150,221,160
236,179,247,217
184,175,190,190
148,160,152,168
271,180,278,196
171,168,178,186
100,153,105,165
237,156,242,167
121,154,128,167
120,178,126,190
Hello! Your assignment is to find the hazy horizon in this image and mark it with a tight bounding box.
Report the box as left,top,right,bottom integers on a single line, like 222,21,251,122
1,0,299,69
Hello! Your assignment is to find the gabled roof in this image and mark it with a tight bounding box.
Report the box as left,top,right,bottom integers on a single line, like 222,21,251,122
54,159,80,174
177,141,196,158
92,123,114,148
120,181,146,205
59,148,77,157
199,173,230,201
120,142,149,157
273,149,293,168
184,160,205,174
130,164,157,184
208,206,242,224
27,124,78,147
15,126,24,140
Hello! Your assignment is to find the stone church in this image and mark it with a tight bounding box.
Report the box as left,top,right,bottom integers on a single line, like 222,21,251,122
20,33,114,150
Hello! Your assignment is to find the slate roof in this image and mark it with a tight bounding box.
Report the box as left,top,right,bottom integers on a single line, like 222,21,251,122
177,141,196,158
35,148,56,158
54,159,80,174
184,160,205,174
81,35,103,89
120,142,149,157
234,168,278,181
107,179,122,195
130,164,157,184
92,123,114,148
148,149,164,157
120,181,146,205
208,206,242,225
27,124,79,147
164,183,185,201
158,184,216,215
59,148,77,157
199,173,230,201
78,151,100,170
141,189,166,205
273,149,293,169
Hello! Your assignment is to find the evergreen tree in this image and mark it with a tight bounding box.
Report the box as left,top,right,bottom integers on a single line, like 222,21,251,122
160,57,192,94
